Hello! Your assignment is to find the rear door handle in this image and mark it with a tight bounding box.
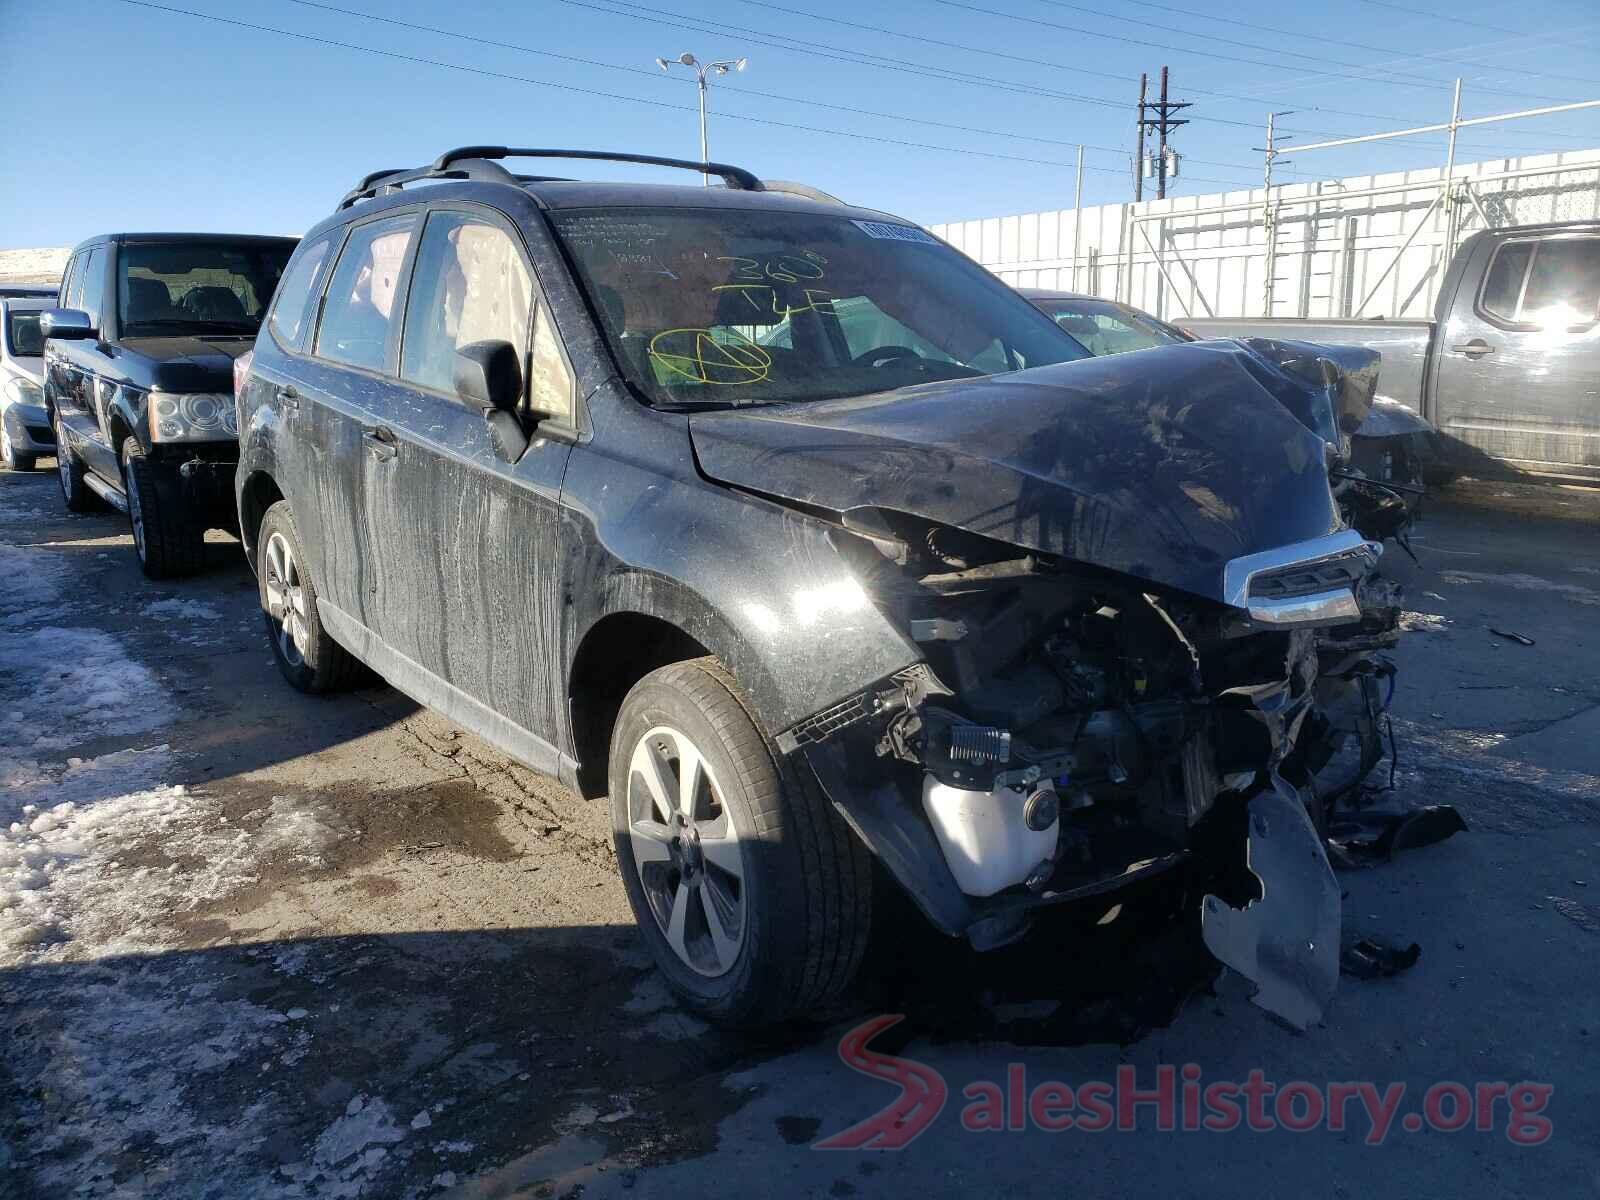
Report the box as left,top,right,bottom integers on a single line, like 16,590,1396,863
275,383,299,411
362,425,399,462
1451,339,1495,358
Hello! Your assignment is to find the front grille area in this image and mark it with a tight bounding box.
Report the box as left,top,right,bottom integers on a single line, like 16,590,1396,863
25,424,55,445
1248,546,1375,601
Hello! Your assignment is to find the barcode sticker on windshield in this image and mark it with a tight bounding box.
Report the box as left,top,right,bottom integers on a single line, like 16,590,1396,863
852,220,939,244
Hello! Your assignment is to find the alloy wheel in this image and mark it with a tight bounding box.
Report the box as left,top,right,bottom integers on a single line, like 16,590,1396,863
55,425,71,495
126,462,147,560
627,724,746,977
263,530,310,668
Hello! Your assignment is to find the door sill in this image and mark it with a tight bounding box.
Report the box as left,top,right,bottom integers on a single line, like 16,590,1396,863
317,600,581,789
83,473,129,513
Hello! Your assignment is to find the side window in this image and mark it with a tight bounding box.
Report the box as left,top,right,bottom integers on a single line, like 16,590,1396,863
314,215,416,372
60,253,83,308
268,235,333,351
1480,241,1533,323
79,247,107,329
400,212,532,397
63,251,89,310
1519,238,1600,328
528,303,574,423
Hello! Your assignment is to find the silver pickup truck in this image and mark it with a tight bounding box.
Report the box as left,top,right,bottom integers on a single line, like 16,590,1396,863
1186,220,1600,483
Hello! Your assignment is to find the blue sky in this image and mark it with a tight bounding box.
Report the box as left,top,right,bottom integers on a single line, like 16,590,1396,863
3,0,1597,246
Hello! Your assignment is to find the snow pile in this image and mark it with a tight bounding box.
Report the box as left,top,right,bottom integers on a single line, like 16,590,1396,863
142,597,225,621
0,542,69,619
0,774,357,963
1,625,175,753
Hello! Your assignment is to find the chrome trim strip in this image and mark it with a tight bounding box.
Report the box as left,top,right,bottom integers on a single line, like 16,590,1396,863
1246,588,1363,627
1221,529,1377,609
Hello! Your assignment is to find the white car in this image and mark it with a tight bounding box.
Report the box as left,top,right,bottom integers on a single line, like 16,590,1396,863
1,296,54,471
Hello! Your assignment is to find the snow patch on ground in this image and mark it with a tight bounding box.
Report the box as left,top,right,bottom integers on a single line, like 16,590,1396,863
1,625,175,752
142,596,225,621
0,541,69,619
6,964,318,1197
1400,610,1451,634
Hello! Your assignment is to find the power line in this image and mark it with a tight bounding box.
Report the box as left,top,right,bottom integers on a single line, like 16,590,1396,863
282,0,1262,170
1032,0,1600,91
722,0,1595,145
553,0,1273,131
1097,0,1600,89
107,0,1262,189
932,0,1588,106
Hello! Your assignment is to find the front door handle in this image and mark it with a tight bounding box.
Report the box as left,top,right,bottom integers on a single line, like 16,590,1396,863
362,425,399,462
1451,339,1496,358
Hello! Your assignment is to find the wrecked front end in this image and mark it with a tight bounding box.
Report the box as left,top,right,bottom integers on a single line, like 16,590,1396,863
693,341,1436,1029
787,523,1365,1030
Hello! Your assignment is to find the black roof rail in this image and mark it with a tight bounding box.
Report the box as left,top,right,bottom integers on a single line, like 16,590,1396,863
338,147,764,211
431,146,764,191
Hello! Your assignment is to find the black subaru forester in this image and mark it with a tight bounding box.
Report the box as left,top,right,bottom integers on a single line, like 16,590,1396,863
237,147,1402,1029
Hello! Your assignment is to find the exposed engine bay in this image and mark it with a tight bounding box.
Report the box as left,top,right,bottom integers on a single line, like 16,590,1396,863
767,339,1459,1031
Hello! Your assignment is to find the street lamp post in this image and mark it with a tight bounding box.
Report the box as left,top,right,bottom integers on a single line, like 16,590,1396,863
655,52,747,185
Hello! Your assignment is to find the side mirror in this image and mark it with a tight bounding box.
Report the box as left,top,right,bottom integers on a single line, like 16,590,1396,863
455,340,529,463
453,340,523,413
40,308,95,341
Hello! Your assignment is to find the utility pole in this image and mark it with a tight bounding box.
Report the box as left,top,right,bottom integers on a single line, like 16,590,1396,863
1135,66,1190,201
1254,110,1294,317
1134,72,1147,202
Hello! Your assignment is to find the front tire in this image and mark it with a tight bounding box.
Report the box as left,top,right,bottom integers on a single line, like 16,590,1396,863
609,657,872,1026
256,500,365,694
54,415,96,511
1,424,36,471
122,437,203,579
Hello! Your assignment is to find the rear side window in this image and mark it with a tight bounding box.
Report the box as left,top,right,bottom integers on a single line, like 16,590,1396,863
315,215,416,372
1520,238,1600,327
79,247,107,330
1480,241,1534,322
60,253,83,308
268,235,333,351
400,212,532,396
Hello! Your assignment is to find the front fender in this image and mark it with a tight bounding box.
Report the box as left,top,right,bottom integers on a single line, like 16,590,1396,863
561,391,922,740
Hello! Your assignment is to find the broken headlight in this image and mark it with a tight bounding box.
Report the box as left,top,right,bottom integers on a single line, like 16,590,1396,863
147,391,238,442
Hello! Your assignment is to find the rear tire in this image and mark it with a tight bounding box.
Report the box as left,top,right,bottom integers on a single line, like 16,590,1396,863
122,437,204,579
257,500,365,694
609,657,872,1026
54,415,96,512
1,425,36,471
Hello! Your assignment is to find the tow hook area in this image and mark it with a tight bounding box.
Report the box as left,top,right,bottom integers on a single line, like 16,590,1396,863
1201,777,1341,1031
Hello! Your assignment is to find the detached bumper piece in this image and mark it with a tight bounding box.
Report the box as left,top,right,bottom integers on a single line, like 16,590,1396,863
1201,779,1341,1031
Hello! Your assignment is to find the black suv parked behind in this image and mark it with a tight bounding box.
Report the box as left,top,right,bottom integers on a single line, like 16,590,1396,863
43,233,297,576
238,148,1403,1029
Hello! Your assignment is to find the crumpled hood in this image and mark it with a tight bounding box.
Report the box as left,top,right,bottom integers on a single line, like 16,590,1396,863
689,340,1350,605
117,335,254,392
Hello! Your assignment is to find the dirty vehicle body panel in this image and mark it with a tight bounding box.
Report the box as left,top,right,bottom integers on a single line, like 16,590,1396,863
1023,290,1429,544
1,298,55,464
241,151,1417,1028
1186,220,1600,482
41,233,297,525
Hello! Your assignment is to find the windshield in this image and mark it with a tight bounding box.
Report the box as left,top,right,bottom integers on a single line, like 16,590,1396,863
1028,296,1188,356
6,309,44,357
549,208,1089,407
117,240,295,336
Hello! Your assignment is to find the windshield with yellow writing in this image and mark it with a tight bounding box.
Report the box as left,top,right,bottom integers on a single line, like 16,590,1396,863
549,208,1088,408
